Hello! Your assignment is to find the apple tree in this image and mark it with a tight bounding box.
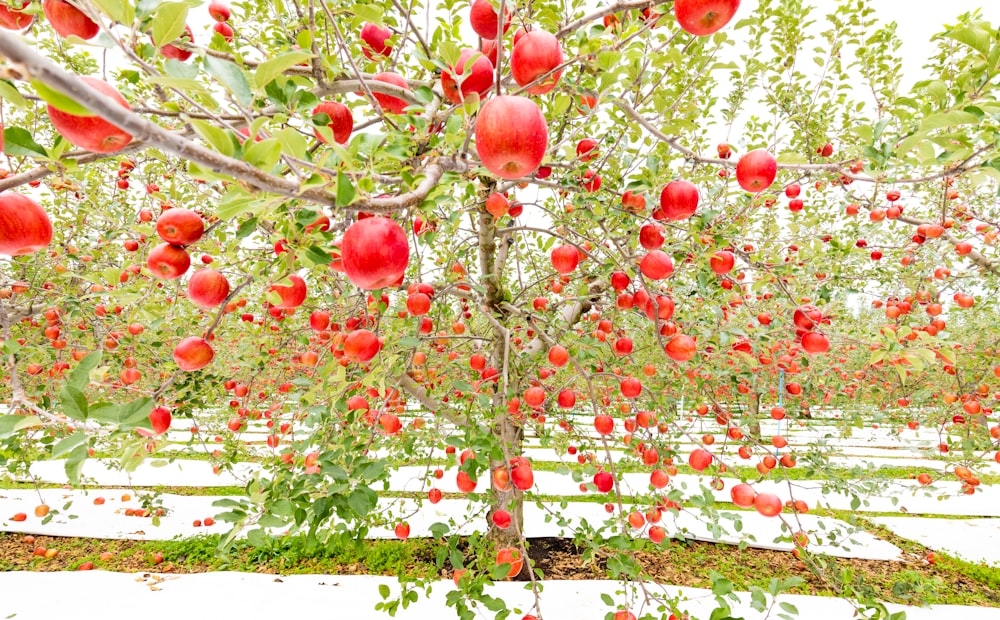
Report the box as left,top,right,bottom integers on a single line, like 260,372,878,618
1,0,1000,618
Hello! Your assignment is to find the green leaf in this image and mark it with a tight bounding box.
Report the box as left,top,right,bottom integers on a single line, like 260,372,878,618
51,431,88,458
91,0,134,25
254,52,313,91
379,584,390,599
31,80,93,116
946,26,991,58
217,186,256,220
92,396,153,428
0,80,27,109
303,245,332,265
64,444,89,484
3,126,47,158
337,170,355,206
0,414,42,439
60,386,89,421
68,351,102,391
347,487,376,517
151,1,188,47
274,127,308,160
244,138,282,170
778,602,799,615
203,55,253,107
190,118,235,157
919,110,980,131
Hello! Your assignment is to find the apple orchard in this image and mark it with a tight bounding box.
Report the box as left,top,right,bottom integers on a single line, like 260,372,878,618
2,0,1000,617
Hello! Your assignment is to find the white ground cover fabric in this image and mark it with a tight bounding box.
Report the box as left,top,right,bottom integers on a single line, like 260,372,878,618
1,572,996,620
871,517,1000,567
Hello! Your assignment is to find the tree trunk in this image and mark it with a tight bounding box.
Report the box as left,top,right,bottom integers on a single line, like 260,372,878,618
748,391,761,440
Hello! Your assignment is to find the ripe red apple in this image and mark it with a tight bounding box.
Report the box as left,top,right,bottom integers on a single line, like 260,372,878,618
371,72,410,114
730,483,755,507
550,244,579,273
47,77,133,153
495,547,523,578
475,95,547,179
753,492,782,517
149,406,172,435
0,1,33,29
510,30,563,95
0,192,52,256
270,274,307,308
173,336,214,371
147,243,191,279
689,448,713,471
212,21,233,41
736,149,777,193
665,334,696,362
593,471,614,492
470,0,510,39
639,222,665,250
441,48,495,105
360,22,392,59
674,0,740,36
43,0,99,39
510,457,534,490
492,510,511,529
208,0,230,21
156,207,204,245
801,331,830,354
658,180,699,220
312,101,353,144
639,250,673,280
393,522,410,539
157,24,194,61
709,250,734,274
594,414,614,435
187,268,230,308
341,217,409,290
343,328,381,363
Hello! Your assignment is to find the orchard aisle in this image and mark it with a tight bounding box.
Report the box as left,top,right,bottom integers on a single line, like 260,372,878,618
2,572,999,620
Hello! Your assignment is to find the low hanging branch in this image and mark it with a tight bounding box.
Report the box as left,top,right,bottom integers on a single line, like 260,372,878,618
0,30,456,213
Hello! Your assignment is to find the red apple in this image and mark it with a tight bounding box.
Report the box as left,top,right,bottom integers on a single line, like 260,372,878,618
736,149,777,193
510,30,563,95
0,1,33,29
639,250,673,280
156,207,204,245
441,48,495,105
674,0,740,36
46,77,133,153
157,24,194,61
149,407,172,434
343,328,381,363
312,101,353,144
709,250,734,274
0,192,53,256
550,244,579,274
665,334,696,361
754,492,782,517
470,0,510,39
187,268,230,308
173,336,214,371
801,331,830,355
371,72,410,114
342,217,409,290
639,222,665,250
658,180,699,220
208,0,230,22
360,22,392,60
43,0,99,39
212,21,233,41
270,274,307,308
475,95,547,179
147,243,191,279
